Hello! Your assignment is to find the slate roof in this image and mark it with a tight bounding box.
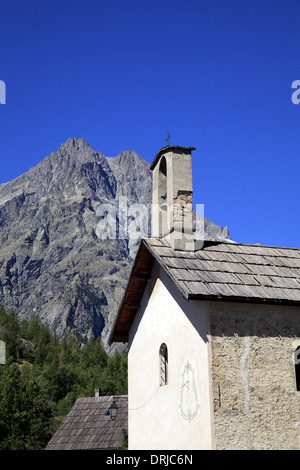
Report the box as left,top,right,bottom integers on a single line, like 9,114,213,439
45,395,128,450
110,237,300,344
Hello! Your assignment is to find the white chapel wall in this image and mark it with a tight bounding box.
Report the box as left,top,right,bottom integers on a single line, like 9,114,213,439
128,262,214,450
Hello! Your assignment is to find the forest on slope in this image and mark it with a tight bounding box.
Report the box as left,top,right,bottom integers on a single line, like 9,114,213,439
0,307,127,450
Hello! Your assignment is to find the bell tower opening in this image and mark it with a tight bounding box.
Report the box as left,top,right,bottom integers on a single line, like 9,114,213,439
158,156,167,237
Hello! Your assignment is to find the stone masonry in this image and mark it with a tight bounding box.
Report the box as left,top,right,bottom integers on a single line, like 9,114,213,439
209,301,300,450
173,190,193,232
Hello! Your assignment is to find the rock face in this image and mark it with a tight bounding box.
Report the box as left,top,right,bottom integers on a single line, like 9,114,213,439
0,138,230,350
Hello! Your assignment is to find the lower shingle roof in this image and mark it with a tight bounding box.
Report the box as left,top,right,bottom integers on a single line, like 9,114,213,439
45,395,128,450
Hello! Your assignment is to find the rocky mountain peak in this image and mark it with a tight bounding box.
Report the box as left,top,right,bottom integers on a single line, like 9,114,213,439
53,137,104,165
0,139,153,350
0,138,230,351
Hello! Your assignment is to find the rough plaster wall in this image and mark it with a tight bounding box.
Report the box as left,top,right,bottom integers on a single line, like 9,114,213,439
209,302,300,450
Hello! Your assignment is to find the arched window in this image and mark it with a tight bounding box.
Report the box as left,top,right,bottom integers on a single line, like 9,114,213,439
159,343,168,386
158,157,168,237
159,155,167,178
294,346,300,391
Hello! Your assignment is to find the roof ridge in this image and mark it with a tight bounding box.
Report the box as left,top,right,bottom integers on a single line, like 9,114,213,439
209,241,300,251
143,236,300,251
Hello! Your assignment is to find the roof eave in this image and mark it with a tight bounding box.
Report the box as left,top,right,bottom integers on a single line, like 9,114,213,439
188,293,300,307
108,239,155,345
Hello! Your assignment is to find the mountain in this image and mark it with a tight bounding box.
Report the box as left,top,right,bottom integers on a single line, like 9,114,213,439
0,138,230,351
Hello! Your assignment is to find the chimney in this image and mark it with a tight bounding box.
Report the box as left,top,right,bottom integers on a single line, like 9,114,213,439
95,388,100,398
150,145,196,251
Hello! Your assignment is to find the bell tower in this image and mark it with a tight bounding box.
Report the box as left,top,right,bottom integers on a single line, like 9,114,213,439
150,145,196,251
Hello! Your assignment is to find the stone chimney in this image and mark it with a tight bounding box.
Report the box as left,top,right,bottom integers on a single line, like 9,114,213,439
150,145,196,251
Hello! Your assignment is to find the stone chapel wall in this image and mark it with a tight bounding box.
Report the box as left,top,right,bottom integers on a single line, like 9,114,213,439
209,301,300,450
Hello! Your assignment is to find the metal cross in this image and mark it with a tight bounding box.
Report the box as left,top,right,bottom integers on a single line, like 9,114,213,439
165,131,171,146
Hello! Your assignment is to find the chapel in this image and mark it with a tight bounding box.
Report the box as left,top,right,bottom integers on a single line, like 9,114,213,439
109,145,300,450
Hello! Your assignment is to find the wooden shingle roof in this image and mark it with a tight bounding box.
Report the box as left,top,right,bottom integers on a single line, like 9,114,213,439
45,395,128,450
110,237,300,344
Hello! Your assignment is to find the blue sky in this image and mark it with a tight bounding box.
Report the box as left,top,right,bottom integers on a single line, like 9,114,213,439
0,0,300,248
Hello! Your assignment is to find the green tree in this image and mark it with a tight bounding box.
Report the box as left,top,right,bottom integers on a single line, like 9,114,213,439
80,338,108,369
99,352,128,395
43,363,78,402
0,364,53,450
0,305,129,448
34,325,52,366
119,428,128,450
0,308,21,363
0,308,19,335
